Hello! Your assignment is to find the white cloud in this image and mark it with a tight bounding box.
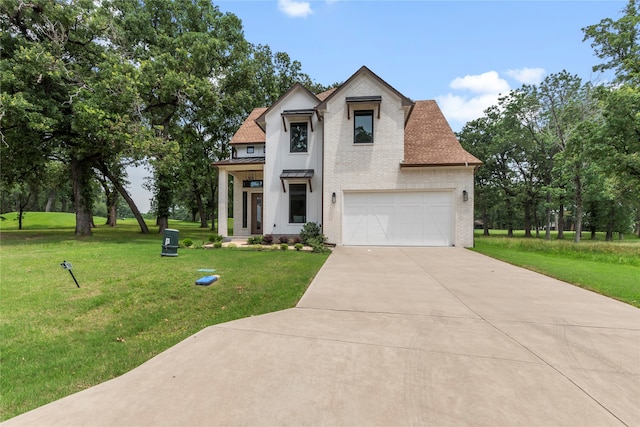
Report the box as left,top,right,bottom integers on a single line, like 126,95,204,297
278,0,313,17
449,71,510,94
437,92,502,125
438,68,547,130
506,67,546,85
438,71,510,128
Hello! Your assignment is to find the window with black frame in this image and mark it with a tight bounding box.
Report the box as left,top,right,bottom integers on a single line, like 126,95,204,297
289,183,306,223
290,122,308,152
354,110,373,143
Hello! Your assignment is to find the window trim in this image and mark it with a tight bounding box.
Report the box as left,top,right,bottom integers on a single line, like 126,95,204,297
353,110,374,144
246,146,254,154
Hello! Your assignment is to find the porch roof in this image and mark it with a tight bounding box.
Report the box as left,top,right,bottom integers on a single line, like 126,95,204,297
214,157,265,168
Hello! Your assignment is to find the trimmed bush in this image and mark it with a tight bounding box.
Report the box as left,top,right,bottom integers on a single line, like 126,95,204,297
263,234,274,244
278,235,289,244
299,222,322,244
280,243,289,251
213,241,222,249
208,234,223,243
294,243,303,251
247,236,263,245
182,238,194,247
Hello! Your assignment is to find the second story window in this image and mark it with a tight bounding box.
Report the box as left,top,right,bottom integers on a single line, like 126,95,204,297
290,122,308,153
354,110,373,143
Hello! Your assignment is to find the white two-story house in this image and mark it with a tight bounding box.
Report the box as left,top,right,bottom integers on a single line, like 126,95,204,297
215,66,481,247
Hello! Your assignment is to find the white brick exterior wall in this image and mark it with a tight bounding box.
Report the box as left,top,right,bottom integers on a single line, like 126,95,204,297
263,87,322,236
321,74,476,247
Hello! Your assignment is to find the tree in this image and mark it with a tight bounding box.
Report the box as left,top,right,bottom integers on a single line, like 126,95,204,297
458,113,501,236
1,0,150,236
583,0,640,85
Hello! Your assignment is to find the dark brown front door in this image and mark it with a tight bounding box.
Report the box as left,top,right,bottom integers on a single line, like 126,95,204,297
251,193,263,234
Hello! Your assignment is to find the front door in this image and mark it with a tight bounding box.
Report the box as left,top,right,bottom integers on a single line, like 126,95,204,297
251,193,263,235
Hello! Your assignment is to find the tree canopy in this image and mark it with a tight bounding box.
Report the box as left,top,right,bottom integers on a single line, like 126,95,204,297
459,0,640,239
1,0,328,234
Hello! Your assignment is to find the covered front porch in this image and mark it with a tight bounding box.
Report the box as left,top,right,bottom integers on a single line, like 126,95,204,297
215,159,264,238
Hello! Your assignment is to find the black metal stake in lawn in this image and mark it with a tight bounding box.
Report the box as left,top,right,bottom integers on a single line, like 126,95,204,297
60,260,80,288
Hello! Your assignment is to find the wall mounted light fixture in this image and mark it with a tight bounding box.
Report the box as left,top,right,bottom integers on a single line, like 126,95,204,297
332,192,336,203
463,190,469,202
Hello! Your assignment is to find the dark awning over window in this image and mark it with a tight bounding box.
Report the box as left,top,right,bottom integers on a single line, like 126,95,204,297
281,109,315,116
345,96,382,104
280,169,314,192
345,96,382,119
280,169,314,179
281,109,315,132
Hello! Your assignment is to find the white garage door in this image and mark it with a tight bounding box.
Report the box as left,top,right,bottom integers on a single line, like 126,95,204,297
343,191,453,246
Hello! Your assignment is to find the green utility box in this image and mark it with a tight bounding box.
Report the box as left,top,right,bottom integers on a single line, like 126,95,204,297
161,229,179,257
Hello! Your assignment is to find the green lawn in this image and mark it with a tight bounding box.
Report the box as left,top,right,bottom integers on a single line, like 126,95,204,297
472,231,640,308
0,213,329,421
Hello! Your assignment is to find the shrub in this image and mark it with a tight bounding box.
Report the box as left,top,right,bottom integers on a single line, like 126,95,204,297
213,241,222,249
292,236,303,244
294,243,303,251
278,235,289,244
182,238,194,247
307,236,329,253
280,243,289,251
208,234,223,243
263,234,274,245
299,222,322,244
227,243,236,249
247,236,263,245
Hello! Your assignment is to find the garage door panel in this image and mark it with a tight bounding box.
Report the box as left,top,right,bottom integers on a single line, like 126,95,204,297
343,204,368,244
369,205,394,243
343,191,453,246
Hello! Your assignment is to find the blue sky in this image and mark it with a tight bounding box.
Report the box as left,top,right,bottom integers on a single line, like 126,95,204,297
127,0,627,213
217,0,625,131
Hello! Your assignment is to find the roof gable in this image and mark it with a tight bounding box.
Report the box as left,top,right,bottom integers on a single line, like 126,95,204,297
403,101,482,167
255,83,320,130
316,66,413,111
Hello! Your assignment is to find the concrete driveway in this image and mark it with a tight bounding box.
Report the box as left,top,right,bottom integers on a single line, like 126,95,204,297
3,247,639,426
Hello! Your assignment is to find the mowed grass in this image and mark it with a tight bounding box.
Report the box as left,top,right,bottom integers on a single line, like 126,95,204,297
472,230,640,308
0,213,329,421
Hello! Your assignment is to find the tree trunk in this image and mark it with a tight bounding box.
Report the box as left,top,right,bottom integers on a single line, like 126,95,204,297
557,204,565,240
71,158,94,236
605,220,613,241
17,193,30,230
573,175,583,243
545,193,551,240
155,175,171,233
523,203,532,238
107,193,117,227
482,206,490,236
193,180,208,228
45,191,55,212
98,163,149,234
103,184,118,227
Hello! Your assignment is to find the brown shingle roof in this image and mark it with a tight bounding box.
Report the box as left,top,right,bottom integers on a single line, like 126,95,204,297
403,101,482,167
230,107,267,145
315,87,337,101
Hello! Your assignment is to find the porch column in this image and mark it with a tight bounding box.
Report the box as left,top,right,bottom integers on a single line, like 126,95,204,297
218,168,228,237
